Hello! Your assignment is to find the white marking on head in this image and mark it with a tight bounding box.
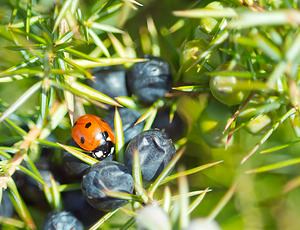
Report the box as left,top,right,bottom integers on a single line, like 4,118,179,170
95,150,103,158
106,137,111,141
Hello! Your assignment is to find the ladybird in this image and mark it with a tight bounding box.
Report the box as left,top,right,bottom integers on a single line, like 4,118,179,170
71,114,115,160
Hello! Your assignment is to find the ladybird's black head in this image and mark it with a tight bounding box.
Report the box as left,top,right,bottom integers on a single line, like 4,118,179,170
91,132,115,160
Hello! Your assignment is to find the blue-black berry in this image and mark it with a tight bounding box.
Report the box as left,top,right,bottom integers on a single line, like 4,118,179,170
44,211,83,230
106,108,144,143
62,140,90,178
14,168,52,208
63,153,91,178
88,66,128,98
81,161,134,211
63,191,104,226
125,129,176,182
152,108,186,141
127,56,172,103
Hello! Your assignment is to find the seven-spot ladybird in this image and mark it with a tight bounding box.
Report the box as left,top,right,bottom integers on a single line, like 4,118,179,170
71,114,115,160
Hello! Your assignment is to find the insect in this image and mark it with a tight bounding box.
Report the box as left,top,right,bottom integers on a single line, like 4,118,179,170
71,114,115,160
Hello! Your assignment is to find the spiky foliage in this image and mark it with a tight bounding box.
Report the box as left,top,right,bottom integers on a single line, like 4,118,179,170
1,0,300,229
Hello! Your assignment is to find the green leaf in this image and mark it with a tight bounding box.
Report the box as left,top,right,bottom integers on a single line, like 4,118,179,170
208,183,236,220
172,85,208,92
37,139,62,149
120,217,135,230
89,209,119,230
229,10,300,29
147,17,160,56
284,176,300,193
7,178,35,229
40,79,50,126
0,150,11,159
26,0,32,36
90,0,118,16
58,80,121,107
239,98,282,118
0,75,29,83
55,31,73,45
88,29,110,57
49,175,62,211
135,100,163,126
58,183,81,192
0,146,18,153
62,57,93,79
140,26,152,55
108,33,127,57
266,61,287,89
162,186,171,213
70,57,145,67
9,16,43,28
208,71,254,78
0,81,42,123
17,165,45,186
91,22,124,34
53,0,73,32
4,118,27,136
115,96,137,109
173,8,237,18
143,107,157,131
114,108,124,162
241,108,296,164
43,184,53,208
24,155,43,181
255,33,282,61
39,103,68,139
9,27,47,45
57,143,98,165
260,140,300,154
178,169,189,229
161,161,223,185
65,48,101,61
132,150,148,203
59,57,75,126
125,0,143,7
286,32,300,62
0,216,25,228
246,157,300,174
104,190,143,202
188,188,210,214
0,57,40,77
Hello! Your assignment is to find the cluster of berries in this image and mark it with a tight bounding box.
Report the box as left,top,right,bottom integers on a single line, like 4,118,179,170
89,55,172,104
42,57,182,228
44,127,176,229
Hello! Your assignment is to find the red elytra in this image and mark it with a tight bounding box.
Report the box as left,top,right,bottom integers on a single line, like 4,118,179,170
71,114,115,152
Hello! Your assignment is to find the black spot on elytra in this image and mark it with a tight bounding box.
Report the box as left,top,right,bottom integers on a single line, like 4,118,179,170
85,122,92,128
74,121,77,126
80,136,85,144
